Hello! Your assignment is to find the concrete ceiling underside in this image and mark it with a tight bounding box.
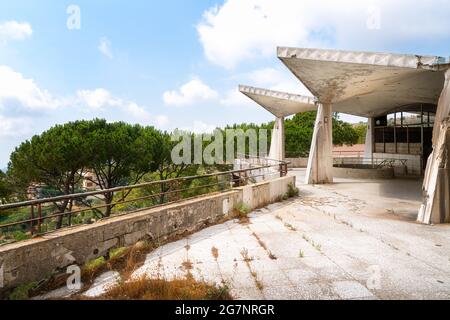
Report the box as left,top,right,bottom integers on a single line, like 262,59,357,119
277,47,449,118
239,85,316,118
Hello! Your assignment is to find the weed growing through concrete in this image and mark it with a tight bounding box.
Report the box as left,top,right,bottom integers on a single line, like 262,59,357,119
299,250,305,258
312,241,322,252
284,223,297,232
182,260,194,272
240,247,263,291
286,183,300,198
233,203,251,224
211,246,219,260
250,271,264,291
251,232,277,260
240,248,254,262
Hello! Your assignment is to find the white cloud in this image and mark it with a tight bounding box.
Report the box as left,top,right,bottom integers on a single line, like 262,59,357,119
0,21,32,42
77,88,169,128
98,37,113,59
0,65,60,110
197,0,450,68
77,88,121,110
180,120,217,134
163,79,218,106
220,88,255,107
155,115,169,127
0,115,32,138
126,102,156,125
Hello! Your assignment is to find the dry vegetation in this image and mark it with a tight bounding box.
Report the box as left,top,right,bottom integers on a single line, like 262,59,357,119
85,276,232,300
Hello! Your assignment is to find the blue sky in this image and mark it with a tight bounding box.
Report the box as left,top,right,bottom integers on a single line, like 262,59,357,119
1,0,450,168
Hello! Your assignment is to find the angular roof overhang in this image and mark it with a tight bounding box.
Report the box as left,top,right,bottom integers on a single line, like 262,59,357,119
239,85,316,118
277,47,450,118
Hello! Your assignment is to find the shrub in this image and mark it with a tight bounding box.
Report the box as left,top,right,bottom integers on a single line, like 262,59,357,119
287,183,299,198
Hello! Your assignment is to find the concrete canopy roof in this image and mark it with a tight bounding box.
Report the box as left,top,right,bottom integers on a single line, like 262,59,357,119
278,47,449,118
239,85,316,118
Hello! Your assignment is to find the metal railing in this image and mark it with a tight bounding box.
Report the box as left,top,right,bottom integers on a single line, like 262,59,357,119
333,157,408,169
0,160,289,245
332,150,364,158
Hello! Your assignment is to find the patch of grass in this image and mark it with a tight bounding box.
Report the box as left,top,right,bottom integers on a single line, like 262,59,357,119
9,282,38,300
85,256,106,271
286,183,300,198
233,203,250,224
312,241,322,252
299,250,305,258
95,276,233,300
110,247,127,258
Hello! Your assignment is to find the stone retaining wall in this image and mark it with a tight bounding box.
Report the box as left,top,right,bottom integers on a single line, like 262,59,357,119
0,175,295,292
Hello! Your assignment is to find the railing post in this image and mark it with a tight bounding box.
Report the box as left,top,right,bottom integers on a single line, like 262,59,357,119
37,204,42,234
30,205,34,235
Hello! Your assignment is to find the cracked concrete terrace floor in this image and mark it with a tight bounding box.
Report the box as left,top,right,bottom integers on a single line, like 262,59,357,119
37,169,450,300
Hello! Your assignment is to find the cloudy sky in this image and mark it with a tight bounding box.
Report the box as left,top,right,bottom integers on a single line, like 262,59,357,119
1,0,450,168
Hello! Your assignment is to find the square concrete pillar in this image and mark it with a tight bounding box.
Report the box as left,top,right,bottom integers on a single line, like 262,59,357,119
269,117,285,161
305,103,334,184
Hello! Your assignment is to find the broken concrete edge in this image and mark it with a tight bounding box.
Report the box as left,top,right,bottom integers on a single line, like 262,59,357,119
0,175,295,294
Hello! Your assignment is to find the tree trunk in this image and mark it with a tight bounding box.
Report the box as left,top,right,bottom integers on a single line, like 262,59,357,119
104,192,113,217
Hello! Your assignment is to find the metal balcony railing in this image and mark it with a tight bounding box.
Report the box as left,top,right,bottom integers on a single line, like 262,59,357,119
0,160,289,245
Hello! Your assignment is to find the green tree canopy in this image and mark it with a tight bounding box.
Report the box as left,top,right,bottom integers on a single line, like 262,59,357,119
0,170,12,203
8,121,92,227
82,119,162,216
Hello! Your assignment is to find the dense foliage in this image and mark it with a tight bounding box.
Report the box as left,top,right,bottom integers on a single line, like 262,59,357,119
228,112,362,157
0,170,12,203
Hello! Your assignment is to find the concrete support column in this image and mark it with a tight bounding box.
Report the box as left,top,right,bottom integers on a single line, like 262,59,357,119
305,103,334,184
364,117,374,159
269,117,285,161
418,69,450,224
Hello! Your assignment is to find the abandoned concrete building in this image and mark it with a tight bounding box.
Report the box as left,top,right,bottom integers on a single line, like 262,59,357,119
240,47,450,225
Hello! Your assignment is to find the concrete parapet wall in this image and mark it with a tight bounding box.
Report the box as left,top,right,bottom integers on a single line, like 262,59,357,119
0,175,295,292
286,157,309,168
333,167,394,180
